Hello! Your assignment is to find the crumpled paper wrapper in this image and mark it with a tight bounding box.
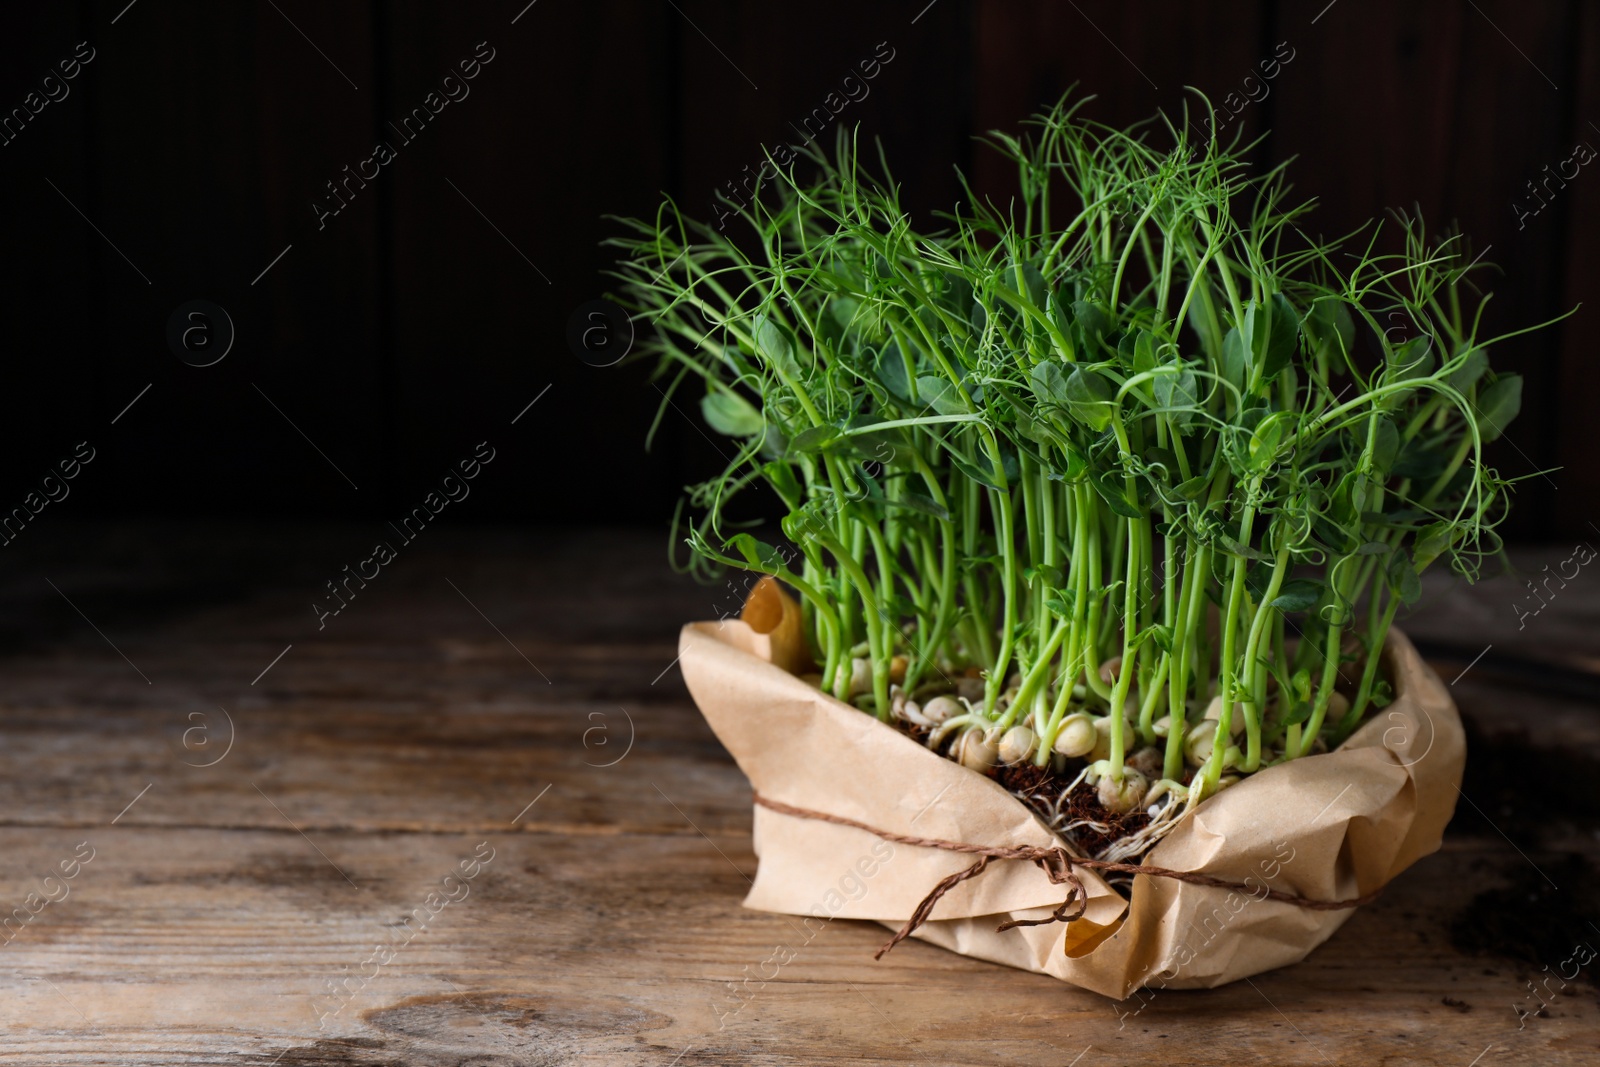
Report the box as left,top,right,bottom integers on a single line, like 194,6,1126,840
678,619,1463,997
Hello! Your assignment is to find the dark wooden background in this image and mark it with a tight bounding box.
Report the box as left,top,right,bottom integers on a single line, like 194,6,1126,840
0,0,1594,539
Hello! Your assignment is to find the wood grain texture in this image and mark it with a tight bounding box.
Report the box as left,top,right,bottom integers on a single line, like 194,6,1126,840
0,522,1594,1064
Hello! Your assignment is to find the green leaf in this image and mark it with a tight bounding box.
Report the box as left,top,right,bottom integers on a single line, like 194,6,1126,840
845,412,905,457
826,295,860,331
916,375,967,416
754,314,799,377
1142,445,1177,475
1281,700,1314,727
1174,472,1211,500
1387,549,1422,605
1303,297,1355,363
1328,470,1368,524
701,391,764,436
1132,623,1174,653
759,420,786,460
1361,507,1428,529
1065,367,1116,431
1290,667,1313,704
884,492,952,522
1370,415,1399,474
1354,540,1390,555
1269,578,1323,612
1218,534,1271,561
761,461,802,507
952,455,1003,491
999,449,1020,484
1261,293,1300,380
874,341,912,400
1221,325,1250,392
1044,593,1076,619
1386,335,1435,383
1473,374,1523,443
1023,563,1065,588
1247,411,1295,470
1090,469,1143,518
1412,521,1456,570
1392,439,1451,480
848,465,885,503
1051,443,1090,481
1021,263,1048,309
727,533,786,572
1134,330,1159,374
1117,330,1138,367
1245,562,1274,601
943,275,973,317
1029,361,1071,404
1072,300,1111,350
1015,413,1062,448
1153,364,1199,430
1446,348,1489,393
788,425,841,453
1311,515,1357,555
1046,293,1075,358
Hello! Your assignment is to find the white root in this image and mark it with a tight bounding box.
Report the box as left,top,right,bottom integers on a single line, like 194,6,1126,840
891,688,935,728
1006,762,1094,840
1096,791,1192,862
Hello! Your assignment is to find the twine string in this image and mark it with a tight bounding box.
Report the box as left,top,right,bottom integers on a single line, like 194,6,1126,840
751,792,1382,959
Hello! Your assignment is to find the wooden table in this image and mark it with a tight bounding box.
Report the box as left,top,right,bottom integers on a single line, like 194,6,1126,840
0,523,1595,1065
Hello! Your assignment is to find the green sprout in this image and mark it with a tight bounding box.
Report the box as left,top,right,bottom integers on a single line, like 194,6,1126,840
609,93,1560,858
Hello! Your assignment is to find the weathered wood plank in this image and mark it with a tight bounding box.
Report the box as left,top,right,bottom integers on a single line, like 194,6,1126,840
0,524,1594,1063
0,826,1592,1065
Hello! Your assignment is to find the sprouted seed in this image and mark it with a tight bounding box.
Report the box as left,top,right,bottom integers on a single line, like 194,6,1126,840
611,91,1559,859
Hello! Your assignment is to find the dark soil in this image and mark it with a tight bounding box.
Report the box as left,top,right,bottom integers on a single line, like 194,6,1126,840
1445,715,1600,983
1448,714,1600,842
1447,855,1600,987
893,717,1160,857
896,717,1157,856
997,759,1152,855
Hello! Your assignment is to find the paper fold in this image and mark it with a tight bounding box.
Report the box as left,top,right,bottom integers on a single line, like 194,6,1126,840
679,620,1462,997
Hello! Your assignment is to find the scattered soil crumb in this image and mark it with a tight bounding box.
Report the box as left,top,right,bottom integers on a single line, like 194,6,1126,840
1449,855,1600,986
1451,716,1600,843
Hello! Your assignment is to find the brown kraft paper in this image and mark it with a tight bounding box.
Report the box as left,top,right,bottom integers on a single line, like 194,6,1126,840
677,618,1463,998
